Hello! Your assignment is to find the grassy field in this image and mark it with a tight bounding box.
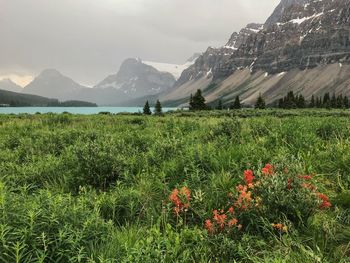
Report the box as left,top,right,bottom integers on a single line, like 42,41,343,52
0,110,349,262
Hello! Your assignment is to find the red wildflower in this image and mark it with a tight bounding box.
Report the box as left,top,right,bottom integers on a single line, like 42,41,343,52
262,163,274,175
271,223,288,232
213,210,227,229
169,189,181,207
236,184,247,192
320,201,332,209
205,219,214,233
169,186,191,215
228,218,238,227
317,193,331,209
234,187,253,211
228,206,235,214
244,170,255,184
299,175,313,180
317,193,329,202
287,178,293,190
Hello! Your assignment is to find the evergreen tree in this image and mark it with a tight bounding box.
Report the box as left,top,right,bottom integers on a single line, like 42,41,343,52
255,94,266,109
286,91,297,109
316,97,322,108
309,95,315,108
336,94,343,109
344,96,349,109
297,94,306,108
278,98,284,108
216,100,223,110
323,93,331,109
154,100,162,115
331,93,337,108
189,94,193,109
232,96,241,109
143,101,152,115
189,89,207,110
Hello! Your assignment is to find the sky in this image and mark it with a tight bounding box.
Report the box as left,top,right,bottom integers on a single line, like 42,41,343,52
0,0,280,87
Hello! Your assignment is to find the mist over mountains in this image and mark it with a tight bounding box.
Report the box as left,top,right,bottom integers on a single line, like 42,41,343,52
2,0,350,107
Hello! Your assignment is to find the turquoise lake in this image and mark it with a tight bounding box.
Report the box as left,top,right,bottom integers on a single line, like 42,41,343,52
0,107,178,115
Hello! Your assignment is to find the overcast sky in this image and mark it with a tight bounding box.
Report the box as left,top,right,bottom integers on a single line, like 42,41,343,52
0,0,279,87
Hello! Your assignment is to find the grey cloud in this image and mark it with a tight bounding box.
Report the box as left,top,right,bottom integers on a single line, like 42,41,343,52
0,0,280,86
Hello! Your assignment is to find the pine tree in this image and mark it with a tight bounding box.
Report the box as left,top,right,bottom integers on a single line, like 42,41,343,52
297,94,306,108
216,100,223,110
286,91,297,109
189,89,207,110
143,101,152,115
323,93,331,109
331,93,337,108
343,96,349,109
154,100,162,115
232,96,241,109
255,94,266,109
309,95,315,108
316,97,322,108
189,94,193,109
336,94,343,109
278,98,284,108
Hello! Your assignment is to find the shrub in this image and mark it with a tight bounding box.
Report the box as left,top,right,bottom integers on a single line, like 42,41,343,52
66,138,126,192
210,118,241,143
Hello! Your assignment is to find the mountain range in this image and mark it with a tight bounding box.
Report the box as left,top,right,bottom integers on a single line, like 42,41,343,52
7,55,199,106
161,0,350,106
2,0,350,107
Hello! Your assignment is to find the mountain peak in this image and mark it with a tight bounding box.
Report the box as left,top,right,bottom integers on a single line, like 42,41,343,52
265,0,309,25
38,68,64,78
24,69,87,100
0,78,23,92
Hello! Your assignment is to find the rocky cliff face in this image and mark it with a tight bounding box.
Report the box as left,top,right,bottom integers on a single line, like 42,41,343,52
264,0,308,26
232,0,350,75
176,23,264,87
166,0,350,106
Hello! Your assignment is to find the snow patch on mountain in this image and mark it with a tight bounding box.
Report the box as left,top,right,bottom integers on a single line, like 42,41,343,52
143,58,198,80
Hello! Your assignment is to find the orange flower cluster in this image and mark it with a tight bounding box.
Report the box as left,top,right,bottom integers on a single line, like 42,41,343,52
262,163,274,175
204,209,241,234
271,223,288,232
234,184,254,211
169,186,191,215
317,193,331,209
201,163,332,235
204,168,260,234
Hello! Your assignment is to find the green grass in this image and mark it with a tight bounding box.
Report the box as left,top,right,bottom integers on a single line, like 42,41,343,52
0,110,349,262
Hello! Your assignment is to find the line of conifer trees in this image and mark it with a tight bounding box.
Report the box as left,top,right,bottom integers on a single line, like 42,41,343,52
143,100,163,115
278,91,350,109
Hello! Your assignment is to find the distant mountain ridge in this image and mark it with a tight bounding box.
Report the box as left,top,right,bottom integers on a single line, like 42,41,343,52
24,69,89,101
21,55,199,106
0,89,96,107
0,79,23,93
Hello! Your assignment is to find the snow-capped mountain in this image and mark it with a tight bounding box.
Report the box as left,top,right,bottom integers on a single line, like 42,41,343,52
162,0,350,106
94,58,176,99
0,79,23,93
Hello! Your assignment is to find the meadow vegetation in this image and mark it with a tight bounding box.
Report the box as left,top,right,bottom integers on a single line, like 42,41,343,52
0,110,349,262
